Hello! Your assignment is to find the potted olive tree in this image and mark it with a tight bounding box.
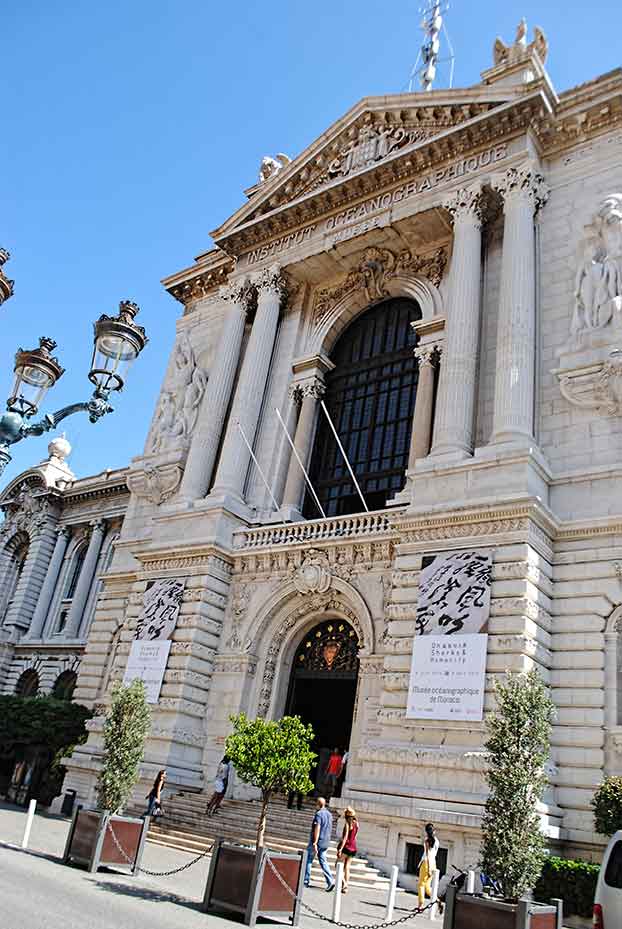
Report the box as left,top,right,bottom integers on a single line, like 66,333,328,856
443,670,562,929
203,713,315,927
63,679,151,874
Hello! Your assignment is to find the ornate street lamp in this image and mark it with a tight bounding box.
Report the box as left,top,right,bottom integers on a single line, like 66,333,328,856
0,248,15,306
0,300,147,477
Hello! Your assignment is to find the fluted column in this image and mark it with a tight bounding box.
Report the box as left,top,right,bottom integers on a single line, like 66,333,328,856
409,344,441,467
26,526,71,639
281,378,325,510
431,185,484,457
63,520,106,638
490,162,549,445
210,265,286,502
3,517,58,634
180,285,248,501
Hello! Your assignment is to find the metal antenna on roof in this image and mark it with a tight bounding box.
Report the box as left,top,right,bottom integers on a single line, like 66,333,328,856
408,1,455,93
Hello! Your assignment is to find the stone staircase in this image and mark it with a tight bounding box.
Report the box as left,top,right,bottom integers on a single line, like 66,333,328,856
139,791,392,890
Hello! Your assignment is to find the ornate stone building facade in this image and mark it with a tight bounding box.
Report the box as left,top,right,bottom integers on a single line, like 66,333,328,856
3,23,622,872
0,437,128,699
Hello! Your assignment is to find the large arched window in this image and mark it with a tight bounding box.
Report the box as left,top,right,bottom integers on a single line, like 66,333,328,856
65,543,87,599
52,670,77,701
0,533,29,622
305,297,421,517
15,669,39,697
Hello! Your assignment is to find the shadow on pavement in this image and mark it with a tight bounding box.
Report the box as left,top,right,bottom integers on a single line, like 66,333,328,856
0,841,63,867
94,880,200,911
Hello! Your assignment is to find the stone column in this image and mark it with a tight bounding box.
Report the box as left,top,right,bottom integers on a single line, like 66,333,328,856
430,185,484,457
179,285,248,501
64,520,106,639
281,378,325,511
490,162,549,445
3,517,58,635
209,266,286,504
26,526,71,639
408,344,441,467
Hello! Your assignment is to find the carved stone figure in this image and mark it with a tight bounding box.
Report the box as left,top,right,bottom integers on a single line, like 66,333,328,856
572,194,622,336
127,462,183,506
150,332,208,452
258,153,291,184
329,124,407,178
493,19,548,66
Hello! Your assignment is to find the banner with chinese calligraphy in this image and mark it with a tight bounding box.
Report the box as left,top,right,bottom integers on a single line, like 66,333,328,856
406,633,488,721
122,578,186,703
416,550,492,636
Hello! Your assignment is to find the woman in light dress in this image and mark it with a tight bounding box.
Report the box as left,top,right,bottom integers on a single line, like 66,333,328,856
418,822,439,909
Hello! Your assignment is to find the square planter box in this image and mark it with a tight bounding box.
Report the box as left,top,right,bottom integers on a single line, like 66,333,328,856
443,886,563,929
63,806,150,874
202,838,307,927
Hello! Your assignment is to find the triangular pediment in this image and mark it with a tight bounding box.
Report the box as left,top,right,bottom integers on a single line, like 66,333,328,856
211,87,522,246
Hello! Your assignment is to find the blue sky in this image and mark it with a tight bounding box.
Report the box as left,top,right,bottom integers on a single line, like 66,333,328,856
2,1,620,487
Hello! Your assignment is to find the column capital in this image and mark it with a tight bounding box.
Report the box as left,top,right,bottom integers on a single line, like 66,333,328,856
251,264,287,300
443,184,485,226
492,161,549,214
57,525,72,540
414,343,442,367
288,376,326,405
219,279,251,307
89,518,107,535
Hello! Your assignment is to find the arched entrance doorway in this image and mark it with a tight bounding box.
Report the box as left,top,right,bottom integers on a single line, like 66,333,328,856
286,618,359,793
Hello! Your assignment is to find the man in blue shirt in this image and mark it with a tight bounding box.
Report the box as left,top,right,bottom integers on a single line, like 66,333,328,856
304,797,334,890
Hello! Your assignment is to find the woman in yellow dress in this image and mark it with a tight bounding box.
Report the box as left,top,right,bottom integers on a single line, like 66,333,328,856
418,823,439,909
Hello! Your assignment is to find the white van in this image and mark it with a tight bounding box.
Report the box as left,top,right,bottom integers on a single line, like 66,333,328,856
593,829,622,929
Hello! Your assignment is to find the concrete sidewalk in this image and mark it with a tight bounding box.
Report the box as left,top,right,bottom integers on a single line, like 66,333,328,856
0,802,426,929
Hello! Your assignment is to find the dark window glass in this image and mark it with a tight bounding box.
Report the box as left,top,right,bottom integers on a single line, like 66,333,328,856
305,298,421,518
52,670,77,701
15,669,39,697
66,546,87,599
604,840,622,889
405,843,447,876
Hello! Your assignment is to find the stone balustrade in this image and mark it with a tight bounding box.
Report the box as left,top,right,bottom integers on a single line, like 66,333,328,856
233,507,403,550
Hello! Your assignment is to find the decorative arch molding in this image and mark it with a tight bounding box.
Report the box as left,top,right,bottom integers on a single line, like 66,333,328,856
309,271,445,358
245,575,374,719
605,604,622,634
0,471,47,505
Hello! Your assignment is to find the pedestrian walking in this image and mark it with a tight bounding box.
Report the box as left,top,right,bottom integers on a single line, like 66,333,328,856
417,822,439,909
206,755,231,817
336,806,358,893
324,747,344,802
145,769,166,817
304,797,334,891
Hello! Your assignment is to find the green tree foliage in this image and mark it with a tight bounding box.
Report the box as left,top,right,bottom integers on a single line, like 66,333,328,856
226,713,316,847
480,669,555,899
592,776,622,836
97,680,151,813
0,694,91,756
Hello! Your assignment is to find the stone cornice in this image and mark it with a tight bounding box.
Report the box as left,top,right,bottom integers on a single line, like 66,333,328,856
162,249,234,308
212,93,548,257
132,543,233,576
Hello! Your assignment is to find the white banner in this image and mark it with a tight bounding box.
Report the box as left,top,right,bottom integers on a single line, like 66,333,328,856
406,634,488,722
417,550,492,636
135,578,186,641
123,640,172,704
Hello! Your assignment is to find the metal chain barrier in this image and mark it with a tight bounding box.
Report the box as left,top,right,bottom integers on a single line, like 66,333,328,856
263,853,438,928
106,821,213,877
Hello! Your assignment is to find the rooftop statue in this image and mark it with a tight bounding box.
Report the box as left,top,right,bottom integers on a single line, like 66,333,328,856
493,18,548,66
258,153,291,185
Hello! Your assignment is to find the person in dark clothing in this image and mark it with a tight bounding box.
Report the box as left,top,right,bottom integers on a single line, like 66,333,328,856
145,769,166,817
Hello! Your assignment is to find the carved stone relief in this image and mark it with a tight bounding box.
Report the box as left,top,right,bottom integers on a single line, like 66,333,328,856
292,549,332,595
127,462,183,506
571,194,622,338
313,246,447,327
0,483,51,541
150,332,208,453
